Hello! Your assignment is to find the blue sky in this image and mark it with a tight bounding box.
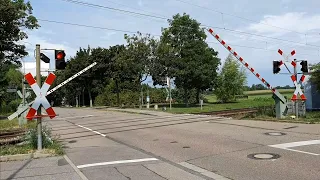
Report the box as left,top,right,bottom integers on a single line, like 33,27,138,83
22,0,320,87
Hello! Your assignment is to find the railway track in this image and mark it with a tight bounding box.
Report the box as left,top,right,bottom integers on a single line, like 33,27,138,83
195,108,259,117
0,129,26,144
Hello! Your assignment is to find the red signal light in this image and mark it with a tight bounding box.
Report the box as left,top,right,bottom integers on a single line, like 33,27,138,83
56,52,65,60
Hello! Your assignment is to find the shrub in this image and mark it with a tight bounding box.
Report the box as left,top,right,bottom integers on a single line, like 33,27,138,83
26,125,54,149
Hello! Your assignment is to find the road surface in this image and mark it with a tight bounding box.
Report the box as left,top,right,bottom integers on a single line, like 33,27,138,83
46,108,320,180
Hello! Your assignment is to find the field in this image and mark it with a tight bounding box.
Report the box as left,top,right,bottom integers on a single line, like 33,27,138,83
165,89,282,114
160,89,320,123
244,89,294,96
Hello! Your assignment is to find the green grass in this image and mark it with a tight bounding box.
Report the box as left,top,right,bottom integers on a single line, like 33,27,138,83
242,111,320,124
244,89,295,96
0,120,64,156
166,99,274,114
0,118,36,131
163,89,296,114
0,144,34,156
0,118,19,130
0,140,64,156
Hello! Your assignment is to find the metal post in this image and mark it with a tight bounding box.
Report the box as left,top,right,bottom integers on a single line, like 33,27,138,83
35,44,42,151
293,59,299,119
147,88,150,109
168,78,172,110
141,88,143,109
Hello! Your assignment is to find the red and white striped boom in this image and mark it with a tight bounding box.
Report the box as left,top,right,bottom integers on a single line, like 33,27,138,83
207,28,286,103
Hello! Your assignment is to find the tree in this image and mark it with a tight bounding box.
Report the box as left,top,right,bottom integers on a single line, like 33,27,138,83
115,32,157,106
6,67,23,87
120,32,157,83
154,13,220,106
215,54,247,102
310,63,320,91
0,0,39,64
255,84,266,90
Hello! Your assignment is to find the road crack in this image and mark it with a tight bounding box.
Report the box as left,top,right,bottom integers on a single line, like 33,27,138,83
114,167,131,180
142,165,169,180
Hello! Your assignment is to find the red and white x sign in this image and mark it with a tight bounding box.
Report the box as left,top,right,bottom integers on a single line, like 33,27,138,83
278,49,296,66
25,73,56,120
291,75,306,101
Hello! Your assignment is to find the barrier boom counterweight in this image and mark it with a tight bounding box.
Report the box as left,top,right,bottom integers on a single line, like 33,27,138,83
207,28,287,118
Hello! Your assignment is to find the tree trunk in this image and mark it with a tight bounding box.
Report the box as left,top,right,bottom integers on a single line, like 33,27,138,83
184,88,189,107
82,88,85,107
88,87,93,107
115,79,120,107
76,96,78,107
196,88,200,104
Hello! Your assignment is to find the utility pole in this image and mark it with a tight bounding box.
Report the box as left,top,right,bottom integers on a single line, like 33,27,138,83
147,87,150,109
141,88,143,109
167,77,172,110
35,44,42,151
293,59,299,119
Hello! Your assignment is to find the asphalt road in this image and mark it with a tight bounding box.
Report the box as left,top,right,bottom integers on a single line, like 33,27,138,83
46,107,320,180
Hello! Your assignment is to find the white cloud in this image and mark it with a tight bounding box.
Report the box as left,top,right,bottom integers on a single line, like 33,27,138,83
20,61,50,77
248,12,320,35
20,34,78,76
101,32,117,40
24,34,78,61
281,0,291,4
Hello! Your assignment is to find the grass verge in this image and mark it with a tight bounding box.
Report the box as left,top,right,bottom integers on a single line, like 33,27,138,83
239,111,320,124
164,98,275,114
0,119,64,156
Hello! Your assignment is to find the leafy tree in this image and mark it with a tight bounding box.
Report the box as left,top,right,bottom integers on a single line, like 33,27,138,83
255,84,267,90
114,32,157,106
310,63,320,91
154,13,220,106
214,54,247,102
0,0,39,63
6,67,23,87
120,32,157,83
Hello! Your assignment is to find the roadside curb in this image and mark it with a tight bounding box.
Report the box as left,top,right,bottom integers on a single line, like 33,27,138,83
0,152,54,162
64,155,88,180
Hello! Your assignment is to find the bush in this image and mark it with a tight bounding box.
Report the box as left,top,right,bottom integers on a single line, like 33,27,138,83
120,91,140,107
26,125,54,149
149,88,167,103
0,99,21,114
8,99,21,111
171,88,206,104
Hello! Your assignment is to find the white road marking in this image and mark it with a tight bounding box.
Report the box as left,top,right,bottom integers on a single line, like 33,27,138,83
269,140,320,156
77,158,159,169
56,115,94,120
73,115,223,138
75,124,107,137
179,162,230,180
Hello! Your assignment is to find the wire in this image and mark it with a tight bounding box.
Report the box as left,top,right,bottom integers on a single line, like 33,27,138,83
58,0,320,49
61,0,167,20
92,0,167,19
202,26,320,48
174,0,307,35
37,19,319,57
206,41,318,57
38,19,140,34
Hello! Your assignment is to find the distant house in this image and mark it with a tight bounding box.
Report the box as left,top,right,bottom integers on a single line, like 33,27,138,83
304,77,320,111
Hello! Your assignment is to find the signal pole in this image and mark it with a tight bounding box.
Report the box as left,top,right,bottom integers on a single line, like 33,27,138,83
36,44,42,150
293,59,299,119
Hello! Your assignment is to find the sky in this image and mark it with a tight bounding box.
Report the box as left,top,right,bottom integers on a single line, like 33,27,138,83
21,0,320,87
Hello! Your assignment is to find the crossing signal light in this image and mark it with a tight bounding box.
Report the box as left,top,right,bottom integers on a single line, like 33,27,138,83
55,50,66,70
40,53,50,63
300,60,308,73
273,60,282,74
